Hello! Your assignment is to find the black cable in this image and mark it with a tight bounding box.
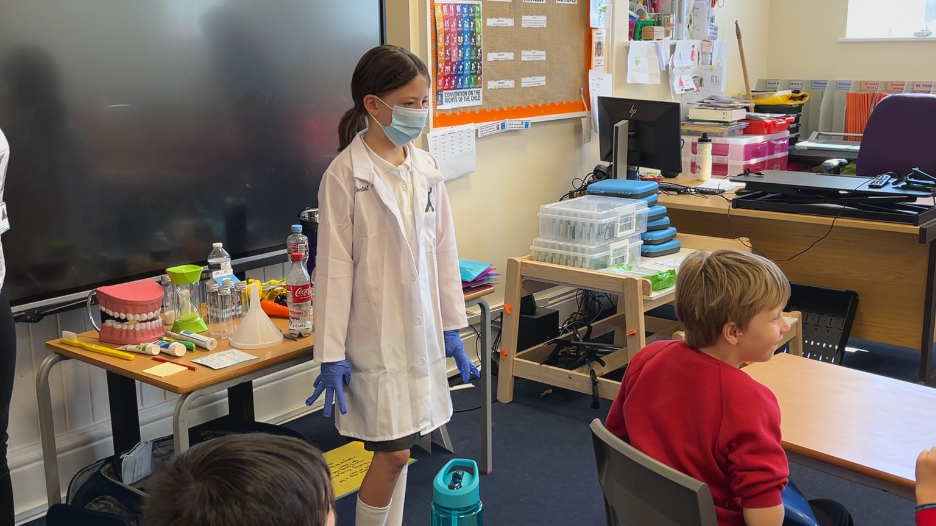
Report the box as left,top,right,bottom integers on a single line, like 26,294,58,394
718,176,872,262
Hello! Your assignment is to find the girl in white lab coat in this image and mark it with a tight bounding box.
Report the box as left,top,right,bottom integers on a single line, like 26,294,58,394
305,45,478,526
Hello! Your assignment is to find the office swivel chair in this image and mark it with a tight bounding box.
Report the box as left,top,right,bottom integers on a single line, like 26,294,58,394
590,419,819,526
855,93,936,178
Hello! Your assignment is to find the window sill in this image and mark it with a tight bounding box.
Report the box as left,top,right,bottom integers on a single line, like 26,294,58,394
839,36,936,43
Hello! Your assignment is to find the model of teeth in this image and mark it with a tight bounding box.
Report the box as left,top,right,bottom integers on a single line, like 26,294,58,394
95,279,167,345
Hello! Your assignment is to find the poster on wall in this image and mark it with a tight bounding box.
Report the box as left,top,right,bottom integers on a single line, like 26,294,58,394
434,1,483,109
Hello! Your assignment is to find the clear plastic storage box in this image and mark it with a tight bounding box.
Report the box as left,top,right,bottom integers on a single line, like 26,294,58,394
682,152,789,178
538,196,649,244
683,131,790,161
531,235,642,270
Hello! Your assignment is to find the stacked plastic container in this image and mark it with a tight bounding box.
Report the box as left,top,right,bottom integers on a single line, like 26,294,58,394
682,131,790,177
532,196,649,270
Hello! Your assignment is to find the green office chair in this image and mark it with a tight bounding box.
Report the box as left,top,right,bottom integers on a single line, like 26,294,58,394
589,419,719,526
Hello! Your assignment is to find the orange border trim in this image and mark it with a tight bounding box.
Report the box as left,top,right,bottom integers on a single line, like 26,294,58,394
434,100,586,128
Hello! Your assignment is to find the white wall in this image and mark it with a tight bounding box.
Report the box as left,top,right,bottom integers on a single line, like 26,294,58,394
766,0,936,80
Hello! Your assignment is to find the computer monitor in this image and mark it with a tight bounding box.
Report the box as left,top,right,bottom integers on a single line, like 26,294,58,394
597,97,682,179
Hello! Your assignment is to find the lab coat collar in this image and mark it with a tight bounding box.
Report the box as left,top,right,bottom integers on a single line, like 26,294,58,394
349,130,444,187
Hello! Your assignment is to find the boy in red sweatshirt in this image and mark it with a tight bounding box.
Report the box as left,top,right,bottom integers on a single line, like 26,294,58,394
605,250,852,526
917,447,936,525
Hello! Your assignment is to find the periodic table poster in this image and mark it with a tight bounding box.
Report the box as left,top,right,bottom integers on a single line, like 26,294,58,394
434,1,483,109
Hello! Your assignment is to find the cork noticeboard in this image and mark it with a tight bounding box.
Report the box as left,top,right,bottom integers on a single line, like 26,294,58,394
430,0,589,128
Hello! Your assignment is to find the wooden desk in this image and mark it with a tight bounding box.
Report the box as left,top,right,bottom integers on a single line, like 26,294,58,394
744,353,936,500
659,176,936,385
38,290,496,506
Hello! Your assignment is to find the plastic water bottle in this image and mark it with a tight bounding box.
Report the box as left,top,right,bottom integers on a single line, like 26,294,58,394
696,132,713,182
286,225,309,267
208,242,233,278
286,252,312,337
431,459,483,526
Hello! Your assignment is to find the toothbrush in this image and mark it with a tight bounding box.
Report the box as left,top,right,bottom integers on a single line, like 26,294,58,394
60,331,135,361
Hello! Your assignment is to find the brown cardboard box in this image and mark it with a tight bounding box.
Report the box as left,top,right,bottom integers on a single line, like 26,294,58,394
641,26,665,40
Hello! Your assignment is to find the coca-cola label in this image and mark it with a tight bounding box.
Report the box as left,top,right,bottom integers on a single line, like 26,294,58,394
287,284,312,303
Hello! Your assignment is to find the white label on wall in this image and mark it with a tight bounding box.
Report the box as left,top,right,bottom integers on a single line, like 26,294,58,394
486,18,515,26
789,80,805,90
811,80,828,90
523,0,546,3
836,80,853,91
487,0,512,2
521,50,546,61
487,79,515,89
522,15,547,28
521,76,547,87
765,79,781,90
477,122,508,137
912,81,935,93
557,0,578,3
506,119,532,130
487,52,515,61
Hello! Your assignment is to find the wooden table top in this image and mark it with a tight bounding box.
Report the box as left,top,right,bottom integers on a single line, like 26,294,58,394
657,176,922,236
45,289,493,394
744,353,936,491
45,318,314,394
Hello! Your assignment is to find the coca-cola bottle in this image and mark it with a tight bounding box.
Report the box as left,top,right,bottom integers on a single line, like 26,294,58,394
286,252,312,337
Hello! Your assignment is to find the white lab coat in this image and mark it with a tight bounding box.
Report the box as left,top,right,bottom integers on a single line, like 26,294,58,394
314,131,468,442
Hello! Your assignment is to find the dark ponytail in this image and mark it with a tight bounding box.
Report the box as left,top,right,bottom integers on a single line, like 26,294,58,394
337,45,431,152
337,107,368,152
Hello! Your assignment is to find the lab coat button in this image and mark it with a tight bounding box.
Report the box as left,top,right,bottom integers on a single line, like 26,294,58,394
415,317,422,325
410,274,417,281
417,357,426,366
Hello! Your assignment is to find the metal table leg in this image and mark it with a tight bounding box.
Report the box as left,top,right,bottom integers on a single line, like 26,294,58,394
478,298,492,474
921,240,936,386
36,353,67,506
171,355,311,454
107,371,141,453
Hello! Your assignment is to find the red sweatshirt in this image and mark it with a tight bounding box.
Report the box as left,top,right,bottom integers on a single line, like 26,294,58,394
919,507,936,526
606,340,789,526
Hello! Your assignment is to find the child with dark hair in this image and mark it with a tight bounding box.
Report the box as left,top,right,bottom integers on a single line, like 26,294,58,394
142,434,334,526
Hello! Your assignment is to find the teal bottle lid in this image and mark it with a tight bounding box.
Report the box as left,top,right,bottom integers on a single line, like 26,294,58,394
432,459,480,510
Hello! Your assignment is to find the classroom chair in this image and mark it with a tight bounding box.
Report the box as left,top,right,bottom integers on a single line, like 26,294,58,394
855,93,936,178
589,418,719,526
590,419,820,526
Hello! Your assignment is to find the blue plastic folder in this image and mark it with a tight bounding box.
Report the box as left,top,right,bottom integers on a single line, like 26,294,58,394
459,259,493,283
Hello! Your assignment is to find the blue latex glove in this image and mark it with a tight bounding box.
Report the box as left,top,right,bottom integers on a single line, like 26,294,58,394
444,329,479,384
305,360,351,417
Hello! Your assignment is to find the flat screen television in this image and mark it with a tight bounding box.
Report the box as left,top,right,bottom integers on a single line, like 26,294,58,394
0,1,384,307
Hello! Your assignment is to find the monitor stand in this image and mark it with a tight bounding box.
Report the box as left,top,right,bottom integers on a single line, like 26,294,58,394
612,120,639,180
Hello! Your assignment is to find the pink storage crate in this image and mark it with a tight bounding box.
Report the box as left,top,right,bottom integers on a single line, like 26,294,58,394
683,131,790,162
683,152,789,178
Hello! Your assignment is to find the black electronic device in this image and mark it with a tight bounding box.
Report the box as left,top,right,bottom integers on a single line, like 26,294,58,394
658,182,726,195
596,97,682,180
730,171,936,225
517,307,560,353
868,173,892,189
0,1,385,307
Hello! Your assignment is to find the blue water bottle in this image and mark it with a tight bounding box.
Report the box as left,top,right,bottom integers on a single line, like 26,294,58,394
431,459,483,526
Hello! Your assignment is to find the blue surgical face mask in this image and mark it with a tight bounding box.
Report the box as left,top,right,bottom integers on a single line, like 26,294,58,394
372,96,428,147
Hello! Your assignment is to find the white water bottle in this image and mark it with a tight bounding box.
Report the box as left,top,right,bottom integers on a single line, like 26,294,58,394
696,133,713,182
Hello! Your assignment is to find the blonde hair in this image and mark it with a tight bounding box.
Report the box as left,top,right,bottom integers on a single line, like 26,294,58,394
675,250,790,349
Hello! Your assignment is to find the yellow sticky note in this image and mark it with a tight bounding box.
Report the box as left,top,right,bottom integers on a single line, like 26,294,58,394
143,362,186,378
322,441,415,499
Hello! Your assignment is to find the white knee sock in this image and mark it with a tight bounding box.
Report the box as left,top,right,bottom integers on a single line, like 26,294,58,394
356,496,390,526
385,464,409,526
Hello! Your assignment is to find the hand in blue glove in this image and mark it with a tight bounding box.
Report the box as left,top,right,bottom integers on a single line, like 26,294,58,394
305,360,351,417
444,329,480,384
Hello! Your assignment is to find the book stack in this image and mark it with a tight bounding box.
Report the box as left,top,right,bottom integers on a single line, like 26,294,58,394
459,259,498,292
681,95,753,137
